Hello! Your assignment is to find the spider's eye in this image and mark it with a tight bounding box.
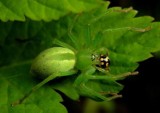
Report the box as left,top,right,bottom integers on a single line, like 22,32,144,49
91,53,110,70
91,54,99,61
98,54,110,70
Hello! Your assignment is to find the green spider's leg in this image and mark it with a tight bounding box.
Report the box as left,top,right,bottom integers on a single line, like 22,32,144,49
95,66,109,74
68,25,79,49
53,39,76,52
53,15,82,51
12,70,77,106
83,23,91,48
92,32,103,49
88,9,151,33
102,27,151,33
73,67,121,101
68,14,81,49
90,71,139,81
85,71,138,97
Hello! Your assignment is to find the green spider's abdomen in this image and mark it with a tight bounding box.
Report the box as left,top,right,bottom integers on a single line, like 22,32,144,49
31,47,76,79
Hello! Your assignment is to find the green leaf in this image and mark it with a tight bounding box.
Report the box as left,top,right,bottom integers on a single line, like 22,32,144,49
52,77,79,100
60,5,160,74
1,1,160,112
54,3,160,100
0,20,55,66
83,79,123,100
0,63,67,113
0,0,104,21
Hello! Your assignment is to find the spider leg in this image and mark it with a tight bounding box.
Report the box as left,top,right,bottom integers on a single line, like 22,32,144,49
12,70,77,106
73,67,123,101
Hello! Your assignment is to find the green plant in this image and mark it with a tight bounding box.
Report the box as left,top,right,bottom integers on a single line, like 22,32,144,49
0,1,160,113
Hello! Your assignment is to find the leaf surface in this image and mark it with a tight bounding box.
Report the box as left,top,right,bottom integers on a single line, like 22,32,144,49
0,63,67,113
1,1,160,112
53,3,160,99
0,0,103,21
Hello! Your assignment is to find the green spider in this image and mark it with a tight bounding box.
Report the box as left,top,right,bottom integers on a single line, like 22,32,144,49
12,15,140,106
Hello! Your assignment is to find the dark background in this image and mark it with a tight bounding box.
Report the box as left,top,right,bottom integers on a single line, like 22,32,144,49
109,0,160,113
63,0,160,113
109,0,160,21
